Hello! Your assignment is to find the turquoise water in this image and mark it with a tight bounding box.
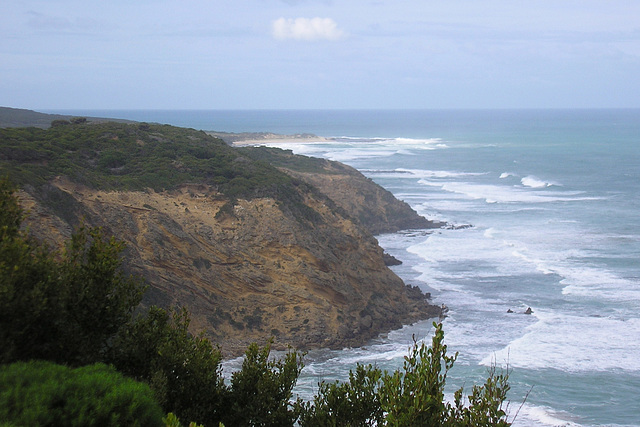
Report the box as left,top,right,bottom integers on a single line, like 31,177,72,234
56,109,640,426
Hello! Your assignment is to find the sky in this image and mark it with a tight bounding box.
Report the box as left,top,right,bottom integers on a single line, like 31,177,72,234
2,0,640,110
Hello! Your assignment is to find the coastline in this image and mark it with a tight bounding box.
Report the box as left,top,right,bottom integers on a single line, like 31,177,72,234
222,130,446,354
205,131,332,146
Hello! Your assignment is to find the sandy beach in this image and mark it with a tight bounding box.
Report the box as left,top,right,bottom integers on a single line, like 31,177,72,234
231,136,331,146
205,131,331,147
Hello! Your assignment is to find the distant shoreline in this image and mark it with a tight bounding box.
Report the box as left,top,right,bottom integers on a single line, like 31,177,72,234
232,136,331,146
205,131,331,146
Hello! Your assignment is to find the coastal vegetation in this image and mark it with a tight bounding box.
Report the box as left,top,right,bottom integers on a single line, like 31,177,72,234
0,121,321,224
0,178,511,426
0,361,164,426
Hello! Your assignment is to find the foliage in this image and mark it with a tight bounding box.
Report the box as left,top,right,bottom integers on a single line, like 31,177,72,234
162,412,205,427
0,177,144,366
300,363,384,427
0,178,22,236
446,364,511,427
223,341,305,427
109,307,225,426
379,323,457,426
0,360,163,426
0,122,323,224
114,327,305,426
299,322,512,427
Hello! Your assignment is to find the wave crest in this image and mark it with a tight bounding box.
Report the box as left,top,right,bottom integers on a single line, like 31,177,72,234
521,175,557,188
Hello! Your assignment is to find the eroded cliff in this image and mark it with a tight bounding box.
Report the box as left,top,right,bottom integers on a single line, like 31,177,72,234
4,121,441,355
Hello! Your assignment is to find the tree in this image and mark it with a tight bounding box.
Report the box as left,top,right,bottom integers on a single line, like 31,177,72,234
56,225,146,364
300,363,384,426
0,179,57,364
109,307,226,426
0,177,144,365
379,323,456,426
223,341,304,427
299,322,512,427
446,364,511,427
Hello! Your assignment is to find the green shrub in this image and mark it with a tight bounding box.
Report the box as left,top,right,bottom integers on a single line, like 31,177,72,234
223,341,304,427
163,412,207,427
0,360,163,426
0,177,145,366
379,323,457,426
300,322,512,427
300,363,384,426
109,307,225,426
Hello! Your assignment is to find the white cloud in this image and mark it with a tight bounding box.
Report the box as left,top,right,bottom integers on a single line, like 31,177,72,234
272,17,346,41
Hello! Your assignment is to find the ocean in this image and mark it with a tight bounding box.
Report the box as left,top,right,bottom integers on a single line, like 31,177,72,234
53,109,640,426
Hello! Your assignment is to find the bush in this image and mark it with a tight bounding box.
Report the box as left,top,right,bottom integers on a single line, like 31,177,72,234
379,323,456,426
300,322,512,427
0,177,145,366
223,341,304,427
300,363,384,426
109,307,225,426
0,360,163,426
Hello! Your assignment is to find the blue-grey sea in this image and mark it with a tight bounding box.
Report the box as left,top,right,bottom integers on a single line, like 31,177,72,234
54,109,640,426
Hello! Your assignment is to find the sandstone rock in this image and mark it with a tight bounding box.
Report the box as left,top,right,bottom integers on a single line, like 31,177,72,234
20,168,440,356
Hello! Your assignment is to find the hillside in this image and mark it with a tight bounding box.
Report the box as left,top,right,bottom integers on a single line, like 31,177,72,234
241,146,443,234
1,119,441,355
0,106,132,129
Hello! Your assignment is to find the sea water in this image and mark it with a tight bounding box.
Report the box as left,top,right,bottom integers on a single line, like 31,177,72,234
57,109,640,426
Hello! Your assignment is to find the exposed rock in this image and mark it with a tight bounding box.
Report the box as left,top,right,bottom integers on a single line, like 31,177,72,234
275,156,442,234
383,252,403,266
20,174,440,356
5,120,444,356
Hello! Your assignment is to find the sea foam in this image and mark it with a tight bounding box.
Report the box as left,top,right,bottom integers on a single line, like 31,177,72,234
418,179,596,204
521,175,557,188
482,311,640,372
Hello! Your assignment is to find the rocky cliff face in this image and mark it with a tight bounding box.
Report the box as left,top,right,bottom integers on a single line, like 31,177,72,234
6,120,441,356
262,148,443,234
21,174,439,355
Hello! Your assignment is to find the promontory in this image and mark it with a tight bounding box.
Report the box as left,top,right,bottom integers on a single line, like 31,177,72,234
0,110,442,355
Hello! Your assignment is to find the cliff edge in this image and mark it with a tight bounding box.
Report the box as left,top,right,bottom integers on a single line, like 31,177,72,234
2,119,441,355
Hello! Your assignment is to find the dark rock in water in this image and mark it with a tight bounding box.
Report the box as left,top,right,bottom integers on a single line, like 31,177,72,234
446,223,473,230
507,309,514,313
405,284,426,299
383,252,403,266
524,307,533,315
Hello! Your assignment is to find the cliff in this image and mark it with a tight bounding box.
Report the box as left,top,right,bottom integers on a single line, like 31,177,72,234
2,120,441,355
240,146,443,234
